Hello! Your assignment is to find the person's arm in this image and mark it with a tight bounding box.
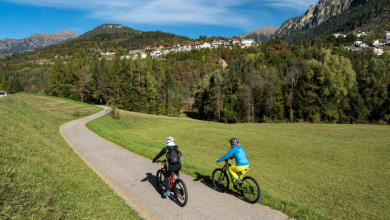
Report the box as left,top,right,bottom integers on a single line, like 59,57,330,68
217,147,236,162
152,147,166,163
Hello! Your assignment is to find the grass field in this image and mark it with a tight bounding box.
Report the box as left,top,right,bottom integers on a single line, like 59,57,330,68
0,93,141,219
86,110,390,220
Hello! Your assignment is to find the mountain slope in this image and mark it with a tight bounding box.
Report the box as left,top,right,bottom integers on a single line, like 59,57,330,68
78,24,139,39
277,0,368,37
236,26,280,42
0,30,78,53
279,0,390,43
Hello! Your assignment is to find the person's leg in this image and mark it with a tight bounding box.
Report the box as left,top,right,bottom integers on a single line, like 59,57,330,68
164,171,172,195
239,165,249,177
174,170,181,179
228,165,239,180
229,165,249,184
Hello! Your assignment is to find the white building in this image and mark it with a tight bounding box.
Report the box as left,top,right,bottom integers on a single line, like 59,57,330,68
194,43,202,49
354,40,366,47
120,55,132,60
333,33,346,38
230,38,241,45
371,39,383,46
201,42,211,48
150,50,162,57
101,52,115,56
241,39,255,47
384,31,390,39
373,47,384,55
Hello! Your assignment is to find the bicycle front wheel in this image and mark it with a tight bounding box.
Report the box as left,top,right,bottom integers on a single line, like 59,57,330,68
156,169,165,194
173,179,188,207
241,176,261,204
212,168,229,192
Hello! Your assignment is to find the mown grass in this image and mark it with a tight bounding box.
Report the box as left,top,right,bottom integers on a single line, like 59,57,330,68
86,110,390,220
0,93,141,219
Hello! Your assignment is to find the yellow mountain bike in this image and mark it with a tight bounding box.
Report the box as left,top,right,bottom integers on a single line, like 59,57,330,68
212,157,261,204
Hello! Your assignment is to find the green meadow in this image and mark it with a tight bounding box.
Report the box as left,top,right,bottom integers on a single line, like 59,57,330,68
87,110,390,220
0,93,141,219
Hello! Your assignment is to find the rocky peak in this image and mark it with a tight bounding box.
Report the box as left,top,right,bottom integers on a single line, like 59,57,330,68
277,0,369,36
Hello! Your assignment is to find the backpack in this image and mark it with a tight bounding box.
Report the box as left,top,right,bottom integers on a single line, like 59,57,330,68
166,145,181,165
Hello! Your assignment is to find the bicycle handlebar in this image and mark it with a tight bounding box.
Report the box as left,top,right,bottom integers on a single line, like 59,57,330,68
156,159,167,163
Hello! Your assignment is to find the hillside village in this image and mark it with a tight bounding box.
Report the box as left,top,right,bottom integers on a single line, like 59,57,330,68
97,30,390,61
336,31,390,55
100,38,256,60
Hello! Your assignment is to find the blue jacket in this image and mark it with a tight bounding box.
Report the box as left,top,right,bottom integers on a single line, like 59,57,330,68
218,144,249,166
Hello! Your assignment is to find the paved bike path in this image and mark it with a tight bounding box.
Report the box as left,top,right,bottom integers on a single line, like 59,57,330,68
60,107,290,220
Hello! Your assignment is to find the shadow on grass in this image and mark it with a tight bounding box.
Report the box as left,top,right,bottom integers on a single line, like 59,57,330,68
181,111,199,119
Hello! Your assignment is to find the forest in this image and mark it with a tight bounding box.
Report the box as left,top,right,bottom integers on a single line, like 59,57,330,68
0,31,389,124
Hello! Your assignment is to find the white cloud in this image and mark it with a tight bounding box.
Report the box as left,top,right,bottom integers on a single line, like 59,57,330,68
8,0,254,26
264,0,318,9
6,0,317,27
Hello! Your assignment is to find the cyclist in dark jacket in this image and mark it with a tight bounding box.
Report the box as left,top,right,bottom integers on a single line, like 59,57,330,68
152,136,181,196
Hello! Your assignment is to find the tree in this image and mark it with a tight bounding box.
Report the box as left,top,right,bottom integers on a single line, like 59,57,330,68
285,66,301,111
108,52,123,106
76,65,93,103
100,72,111,105
48,59,66,96
146,72,158,114
0,75,9,91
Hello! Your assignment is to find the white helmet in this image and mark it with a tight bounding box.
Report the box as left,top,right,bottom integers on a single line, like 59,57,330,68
166,136,174,144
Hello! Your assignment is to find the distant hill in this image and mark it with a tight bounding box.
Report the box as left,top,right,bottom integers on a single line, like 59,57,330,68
277,0,390,43
236,26,280,43
78,24,139,39
0,30,78,53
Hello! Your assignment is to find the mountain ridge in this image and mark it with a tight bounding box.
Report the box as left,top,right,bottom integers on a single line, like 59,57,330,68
236,26,280,43
78,24,139,39
0,30,79,53
278,0,390,43
276,0,369,37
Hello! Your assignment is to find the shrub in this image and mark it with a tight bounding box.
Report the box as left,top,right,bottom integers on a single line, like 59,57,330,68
110,106,120,119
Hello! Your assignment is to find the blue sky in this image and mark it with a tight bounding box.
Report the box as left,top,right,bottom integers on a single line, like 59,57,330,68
0,0,318,40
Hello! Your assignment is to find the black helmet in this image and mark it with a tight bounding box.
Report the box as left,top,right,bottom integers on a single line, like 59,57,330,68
229,138,239,145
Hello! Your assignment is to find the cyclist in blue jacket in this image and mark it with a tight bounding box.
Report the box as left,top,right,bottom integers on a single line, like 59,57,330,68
216,138,249,186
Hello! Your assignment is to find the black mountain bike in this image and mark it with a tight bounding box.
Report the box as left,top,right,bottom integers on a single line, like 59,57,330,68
212,158,261,204
156,160,188,207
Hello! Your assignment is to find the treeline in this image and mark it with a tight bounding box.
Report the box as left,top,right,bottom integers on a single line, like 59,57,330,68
78,24,138,39
282,0,390,43
193,37,390,124
1,34,389,124
45,50,185,116
96,31,191,50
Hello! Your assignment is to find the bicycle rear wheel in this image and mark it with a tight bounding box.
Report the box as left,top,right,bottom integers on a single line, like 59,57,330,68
241,176,261,204
212,168,229,192
173,179,188,207
156,169,165,194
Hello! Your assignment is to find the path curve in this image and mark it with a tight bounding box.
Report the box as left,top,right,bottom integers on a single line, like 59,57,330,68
60,107,290,220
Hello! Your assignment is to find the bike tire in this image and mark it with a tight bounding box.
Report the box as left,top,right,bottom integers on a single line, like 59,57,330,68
156,169,165,194
241,176,261,204
212,168,229,192
173,179,188,207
